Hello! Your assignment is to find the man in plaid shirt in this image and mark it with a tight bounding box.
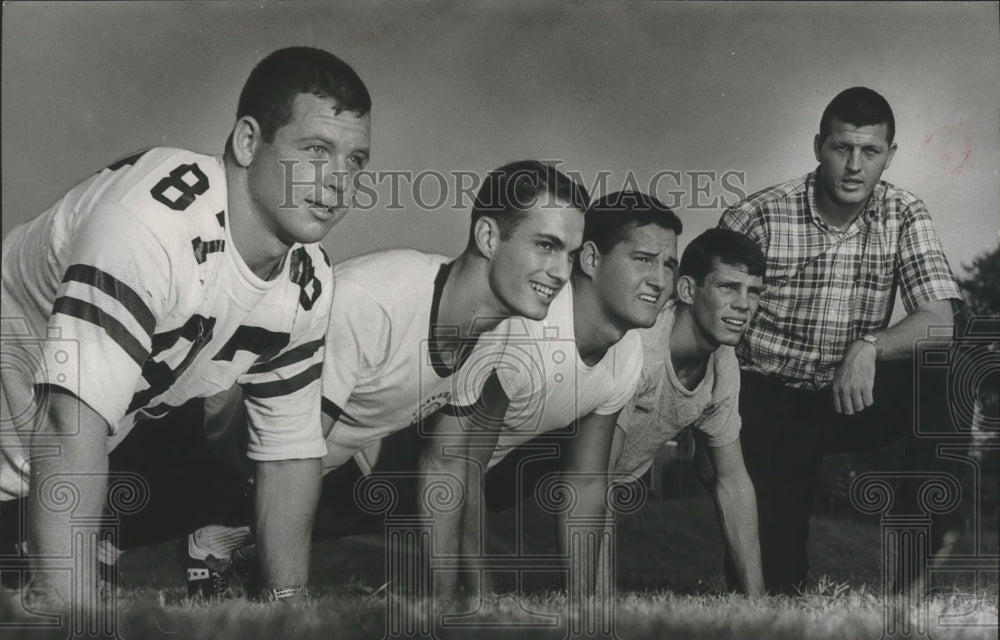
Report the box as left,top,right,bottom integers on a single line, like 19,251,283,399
719,87,963,594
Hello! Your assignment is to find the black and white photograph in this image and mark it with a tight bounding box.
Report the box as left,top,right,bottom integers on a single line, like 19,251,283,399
1,2,998,638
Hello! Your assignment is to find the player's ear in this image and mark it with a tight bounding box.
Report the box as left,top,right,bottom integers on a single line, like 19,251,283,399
884,141,898,171
813,133,823,162
676,274,696,305
578,240,601,278
474,216,501,259
230,116,262,168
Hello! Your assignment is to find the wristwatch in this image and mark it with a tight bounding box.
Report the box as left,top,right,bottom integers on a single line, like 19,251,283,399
859,334,882,357
260,585,309,602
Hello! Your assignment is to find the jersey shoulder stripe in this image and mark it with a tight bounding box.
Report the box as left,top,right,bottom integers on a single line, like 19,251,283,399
61,264,156,336
105,148,154,171
51,295,148,366
243,361,323,399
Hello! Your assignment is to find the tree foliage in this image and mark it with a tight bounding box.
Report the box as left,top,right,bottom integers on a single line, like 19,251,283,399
957,243,1000,316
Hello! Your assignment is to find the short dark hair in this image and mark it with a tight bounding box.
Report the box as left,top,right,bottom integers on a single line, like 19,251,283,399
583,190,682,255
819,86,895,145
681,228,765,283
237,47,371,142
468,160,590,245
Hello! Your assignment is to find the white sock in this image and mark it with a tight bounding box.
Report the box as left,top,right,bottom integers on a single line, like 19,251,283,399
188,525,253,561
97,539,123,566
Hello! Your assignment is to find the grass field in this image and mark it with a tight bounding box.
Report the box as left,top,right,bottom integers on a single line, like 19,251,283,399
2,495,997,639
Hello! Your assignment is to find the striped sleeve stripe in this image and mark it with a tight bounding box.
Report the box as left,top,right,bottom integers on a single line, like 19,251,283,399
441,367,500,418
247,339,324,375
62,264,156,337
321,397,344,422
243,362,323,399
51,296,149,366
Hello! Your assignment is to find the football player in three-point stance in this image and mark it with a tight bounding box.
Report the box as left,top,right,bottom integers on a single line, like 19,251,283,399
476,191,681,597
0,46,371,605
609,228,766,596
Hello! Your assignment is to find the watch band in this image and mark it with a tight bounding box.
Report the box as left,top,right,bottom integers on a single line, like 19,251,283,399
860,334,882,357
260,585,309,602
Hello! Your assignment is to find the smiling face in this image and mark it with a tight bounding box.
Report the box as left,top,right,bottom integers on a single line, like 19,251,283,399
682,260,763,348
246,92,371,246
486,198,585,321
591,223,678,331
813,118,896,222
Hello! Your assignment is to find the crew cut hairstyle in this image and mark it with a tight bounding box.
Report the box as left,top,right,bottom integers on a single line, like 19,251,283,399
583,190,682,255
237,46,371,142
680,228,766,283
819,86,895,145
468,160,590,245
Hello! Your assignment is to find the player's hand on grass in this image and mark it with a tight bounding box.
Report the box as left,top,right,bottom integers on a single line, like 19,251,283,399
431,572,492,615
23,568,112,612
23,576,70,612
832,339,877,415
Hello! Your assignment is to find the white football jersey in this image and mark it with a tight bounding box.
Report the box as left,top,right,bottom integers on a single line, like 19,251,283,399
321,249,506,473
488,284,643,469
1,147,331,500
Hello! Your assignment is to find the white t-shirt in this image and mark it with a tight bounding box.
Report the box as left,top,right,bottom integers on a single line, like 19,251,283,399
321,249,505,473
488,283,643,469
1,147,331,500
612,300,742,480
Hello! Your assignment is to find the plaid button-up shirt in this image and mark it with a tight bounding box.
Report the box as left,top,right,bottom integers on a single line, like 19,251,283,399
719,171,962,390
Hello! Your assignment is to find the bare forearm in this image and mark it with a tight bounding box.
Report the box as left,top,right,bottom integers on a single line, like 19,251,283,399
559,412,618,596
714,473,763,596
870,302,954,361
834,301,955,414
28,443,108,568
421,374,508,599
28,393,109,602
255,458,320,592
418,452,470,598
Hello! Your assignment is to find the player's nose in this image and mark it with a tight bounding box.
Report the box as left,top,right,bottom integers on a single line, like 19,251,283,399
732,288,751,310
846,148,863,172
548,253,572,284
324,157,354,203
648,264,669,290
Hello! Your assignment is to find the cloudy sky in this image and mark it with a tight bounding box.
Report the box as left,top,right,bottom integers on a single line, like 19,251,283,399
3,2,998,281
